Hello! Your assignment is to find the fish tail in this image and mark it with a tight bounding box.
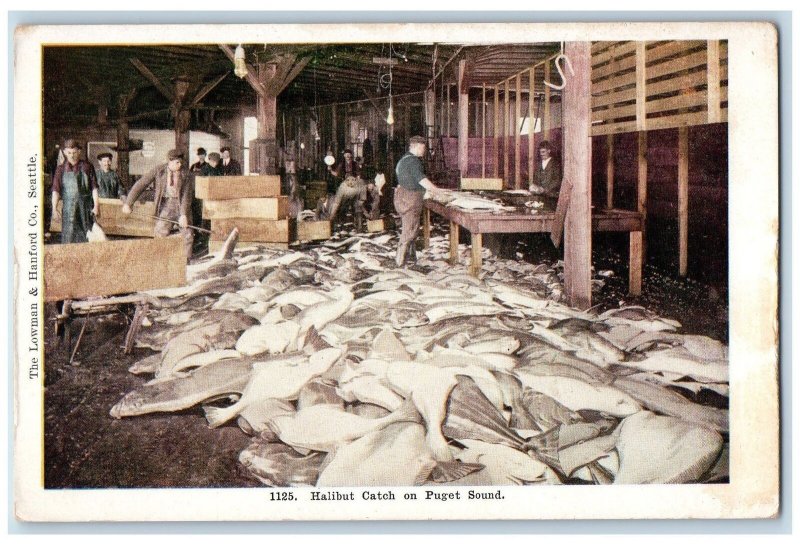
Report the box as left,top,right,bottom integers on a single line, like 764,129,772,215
203,404,236,429
523,426,567,480
391,398,423,425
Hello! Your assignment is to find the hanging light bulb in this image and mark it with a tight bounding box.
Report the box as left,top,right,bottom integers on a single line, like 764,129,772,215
234,44,248,79
386,103,395,125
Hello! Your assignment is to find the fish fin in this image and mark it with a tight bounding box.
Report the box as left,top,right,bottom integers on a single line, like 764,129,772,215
392,398,423,424
202,404,236,429
413,459,439,486
523,426,566,479
429,461,485,483
587,461,614,485
303,326,333,353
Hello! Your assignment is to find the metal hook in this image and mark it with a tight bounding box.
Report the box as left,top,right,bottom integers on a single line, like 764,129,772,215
543,53,574,91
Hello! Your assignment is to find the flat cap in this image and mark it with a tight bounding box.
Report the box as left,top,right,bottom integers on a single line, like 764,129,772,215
167,149,184,161
63,138,82,149
196,147,207,155
96,152,113,161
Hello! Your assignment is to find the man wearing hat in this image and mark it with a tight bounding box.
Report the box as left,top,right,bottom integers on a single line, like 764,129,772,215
190,147,208,174
122,149,195,260
220,146,242,176
51,139,100,243
393,136,443,267
202,152,223,177
96,152,122,199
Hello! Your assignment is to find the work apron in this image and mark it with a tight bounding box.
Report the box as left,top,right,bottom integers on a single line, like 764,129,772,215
61,169,93,243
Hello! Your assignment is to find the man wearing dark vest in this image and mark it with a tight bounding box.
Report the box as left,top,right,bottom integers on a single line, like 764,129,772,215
529,140,562,198
122,149,195,260
393,136,443,267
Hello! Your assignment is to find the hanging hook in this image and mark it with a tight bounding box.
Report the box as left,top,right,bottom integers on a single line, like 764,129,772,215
543,53,574,91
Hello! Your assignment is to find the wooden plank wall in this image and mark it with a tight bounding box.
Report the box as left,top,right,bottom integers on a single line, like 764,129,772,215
590,40,729,136
591,123,728,284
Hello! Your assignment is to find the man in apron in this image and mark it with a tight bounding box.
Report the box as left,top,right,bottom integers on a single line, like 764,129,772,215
393,136,443,267
51,139,99,243
122,149,195,261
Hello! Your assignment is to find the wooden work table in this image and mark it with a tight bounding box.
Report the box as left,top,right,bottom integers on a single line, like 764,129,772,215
422,196,645,295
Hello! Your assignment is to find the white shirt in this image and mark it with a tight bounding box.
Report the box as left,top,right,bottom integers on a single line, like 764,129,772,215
541,157,552,170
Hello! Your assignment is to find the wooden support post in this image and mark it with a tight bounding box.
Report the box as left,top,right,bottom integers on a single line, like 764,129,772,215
469,233,483,277
528,68,535,186
543,62,551,138
403,102,410,144
562,41,593,310
707,40,721,123
504,80,510,185
331,104,337,155
446,84,451,137
637,130,648,263
629,231,643,296
482,84,487,178
606,134,615,209
493,85,500,178
449,221,459,265
116,87,135,191
635,42,647,131
424,89,436,137
440,87,445,137
514,73,522,189
422,207,431,249
678,126,689,276
458,60,470,177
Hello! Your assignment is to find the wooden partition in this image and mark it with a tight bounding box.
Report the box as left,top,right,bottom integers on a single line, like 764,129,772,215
590,40,728,135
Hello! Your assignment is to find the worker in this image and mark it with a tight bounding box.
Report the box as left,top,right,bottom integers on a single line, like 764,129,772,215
189,147,208,173
321,149,367,231
51,139,100,243
393,136,443,267
96,152,123,199
202,152,223,176
529,140,562,198
122,149,195,260
220,146,242,176
327,148,360,181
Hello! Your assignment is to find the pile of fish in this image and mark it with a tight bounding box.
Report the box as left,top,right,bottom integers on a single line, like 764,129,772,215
111,226,729,487
429,190,518,212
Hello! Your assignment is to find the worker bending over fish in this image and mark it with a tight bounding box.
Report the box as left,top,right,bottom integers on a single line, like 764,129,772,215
393,136,443,267
319,149,371,231
122,148,195,260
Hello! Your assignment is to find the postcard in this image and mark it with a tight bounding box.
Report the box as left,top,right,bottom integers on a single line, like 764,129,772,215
12,21,779,521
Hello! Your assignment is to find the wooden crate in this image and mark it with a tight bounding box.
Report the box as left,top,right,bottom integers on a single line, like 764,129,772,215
367,218,387,232
195,175,281,200
210,218,290,242
50,198,156,238
202,197,287,220
44,236,186,302
208,240,289,252
460,178,504,191
295,220,331,241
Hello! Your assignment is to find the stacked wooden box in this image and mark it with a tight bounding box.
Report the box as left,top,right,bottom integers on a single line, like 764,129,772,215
196,175,290,251
50,198,156,238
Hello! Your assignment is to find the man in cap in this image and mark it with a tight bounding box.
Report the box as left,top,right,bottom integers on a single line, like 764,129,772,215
529,140,562,198
96,152,122,199
202,152,223,177
51,139,100,243
189,147,208,173
122,149,195,260
393,136,443,267
220,146,242,176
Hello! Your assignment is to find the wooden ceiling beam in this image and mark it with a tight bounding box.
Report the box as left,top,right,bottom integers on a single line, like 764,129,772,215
190,71,231,106
218,44,266,98
129,57,175,101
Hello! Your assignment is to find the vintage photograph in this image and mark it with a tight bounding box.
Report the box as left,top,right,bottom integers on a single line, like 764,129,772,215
13,22,779,521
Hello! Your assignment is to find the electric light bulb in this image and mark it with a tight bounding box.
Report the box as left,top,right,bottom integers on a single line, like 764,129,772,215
386,106,395,125
234,44,248,79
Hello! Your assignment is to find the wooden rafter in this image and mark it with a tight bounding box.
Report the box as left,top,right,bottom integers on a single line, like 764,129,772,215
129,57,175,101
